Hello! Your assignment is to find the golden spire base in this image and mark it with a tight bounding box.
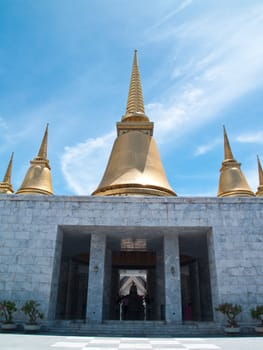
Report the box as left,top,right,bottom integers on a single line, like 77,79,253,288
16,125,53,195
217,127,254,197
92,131,175,196
0,153,14,194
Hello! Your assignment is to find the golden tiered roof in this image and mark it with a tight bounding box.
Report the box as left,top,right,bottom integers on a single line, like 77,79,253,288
0,152,14,194
256,155,263,196
16,124,53,195
217,126,254,197
92,51,175,196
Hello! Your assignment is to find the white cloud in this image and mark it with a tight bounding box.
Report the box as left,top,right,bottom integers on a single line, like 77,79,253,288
236,131,263,144
194,138,221,156
144,3,263,142
146,87,205,143
149,0,193,30
61,131,115,195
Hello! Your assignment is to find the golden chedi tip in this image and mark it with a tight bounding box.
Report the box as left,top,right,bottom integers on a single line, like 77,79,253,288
92,51,175,197
217,126,254,197
16,124,53,195
122,50,149,123
223,126,234,160
256,155,263,196
0,152,14,194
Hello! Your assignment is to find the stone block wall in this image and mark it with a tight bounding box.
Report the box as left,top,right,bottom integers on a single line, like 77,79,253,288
0,195,262,324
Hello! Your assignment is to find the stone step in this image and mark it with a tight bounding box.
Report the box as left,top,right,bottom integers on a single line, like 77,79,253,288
48,321,223,337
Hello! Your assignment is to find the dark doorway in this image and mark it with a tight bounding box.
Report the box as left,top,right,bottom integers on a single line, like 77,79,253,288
104,236,164,321
180,233,213,321
118,269,147,320
56,231,90,320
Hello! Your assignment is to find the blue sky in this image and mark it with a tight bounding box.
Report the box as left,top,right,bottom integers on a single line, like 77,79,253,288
1,0,263,196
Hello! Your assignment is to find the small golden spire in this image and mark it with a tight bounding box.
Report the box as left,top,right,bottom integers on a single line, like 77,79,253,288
256,155,263,196
37,123,48,159
122,50,149,122
16,124,53,195
223,125,234,160
217,126,254,197
0,152,14,194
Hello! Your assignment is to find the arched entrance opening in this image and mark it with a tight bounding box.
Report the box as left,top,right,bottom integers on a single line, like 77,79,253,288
117,270,147,320
104,236,165,321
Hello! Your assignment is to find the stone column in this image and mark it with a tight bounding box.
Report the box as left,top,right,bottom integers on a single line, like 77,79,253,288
155,246,164,320
86,234,106,323
103,247,112,320
164,234,182,322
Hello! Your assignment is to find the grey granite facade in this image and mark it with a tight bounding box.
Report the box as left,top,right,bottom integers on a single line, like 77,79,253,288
0,195,262,326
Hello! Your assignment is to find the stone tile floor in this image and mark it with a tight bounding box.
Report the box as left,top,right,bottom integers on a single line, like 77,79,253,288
51,337,221,350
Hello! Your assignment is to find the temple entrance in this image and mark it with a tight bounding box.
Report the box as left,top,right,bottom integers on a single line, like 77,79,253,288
105,236,164,321
55,229,213,323
117,269,147,320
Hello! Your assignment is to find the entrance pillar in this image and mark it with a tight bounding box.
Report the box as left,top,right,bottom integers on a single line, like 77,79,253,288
86,234,106,323
155,247,165,320
164,234,182,322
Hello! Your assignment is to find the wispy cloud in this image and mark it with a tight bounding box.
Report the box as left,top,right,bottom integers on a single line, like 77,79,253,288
61,131,115,194
149,0,193,30
144,3,263,143
194,138,221,156
236,131,263,144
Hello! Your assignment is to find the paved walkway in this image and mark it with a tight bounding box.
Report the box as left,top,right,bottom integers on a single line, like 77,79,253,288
51,336,220,349
1,334,263,350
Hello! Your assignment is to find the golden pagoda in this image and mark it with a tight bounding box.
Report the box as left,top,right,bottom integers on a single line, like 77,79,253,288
0,152,14,194
217,126,254,197
16,124,53,195
92,51,176,196
256,155,263,196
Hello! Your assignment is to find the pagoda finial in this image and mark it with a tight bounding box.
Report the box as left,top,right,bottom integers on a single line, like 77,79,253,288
3,152,14,183
122,50,149,122
218,126,254,197
0,152,14,194
223,125,234,160
16,124,53,195
256,155,263,196
37,123,48,159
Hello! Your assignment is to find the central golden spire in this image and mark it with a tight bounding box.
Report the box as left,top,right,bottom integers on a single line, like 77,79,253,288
217,126,254,197
92,51,175,196
122,50,149,122
16,124,53,195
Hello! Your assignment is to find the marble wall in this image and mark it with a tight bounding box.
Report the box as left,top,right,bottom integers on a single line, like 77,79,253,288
0,195,262,324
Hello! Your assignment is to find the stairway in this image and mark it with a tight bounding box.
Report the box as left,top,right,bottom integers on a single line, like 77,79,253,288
48,320,223,337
